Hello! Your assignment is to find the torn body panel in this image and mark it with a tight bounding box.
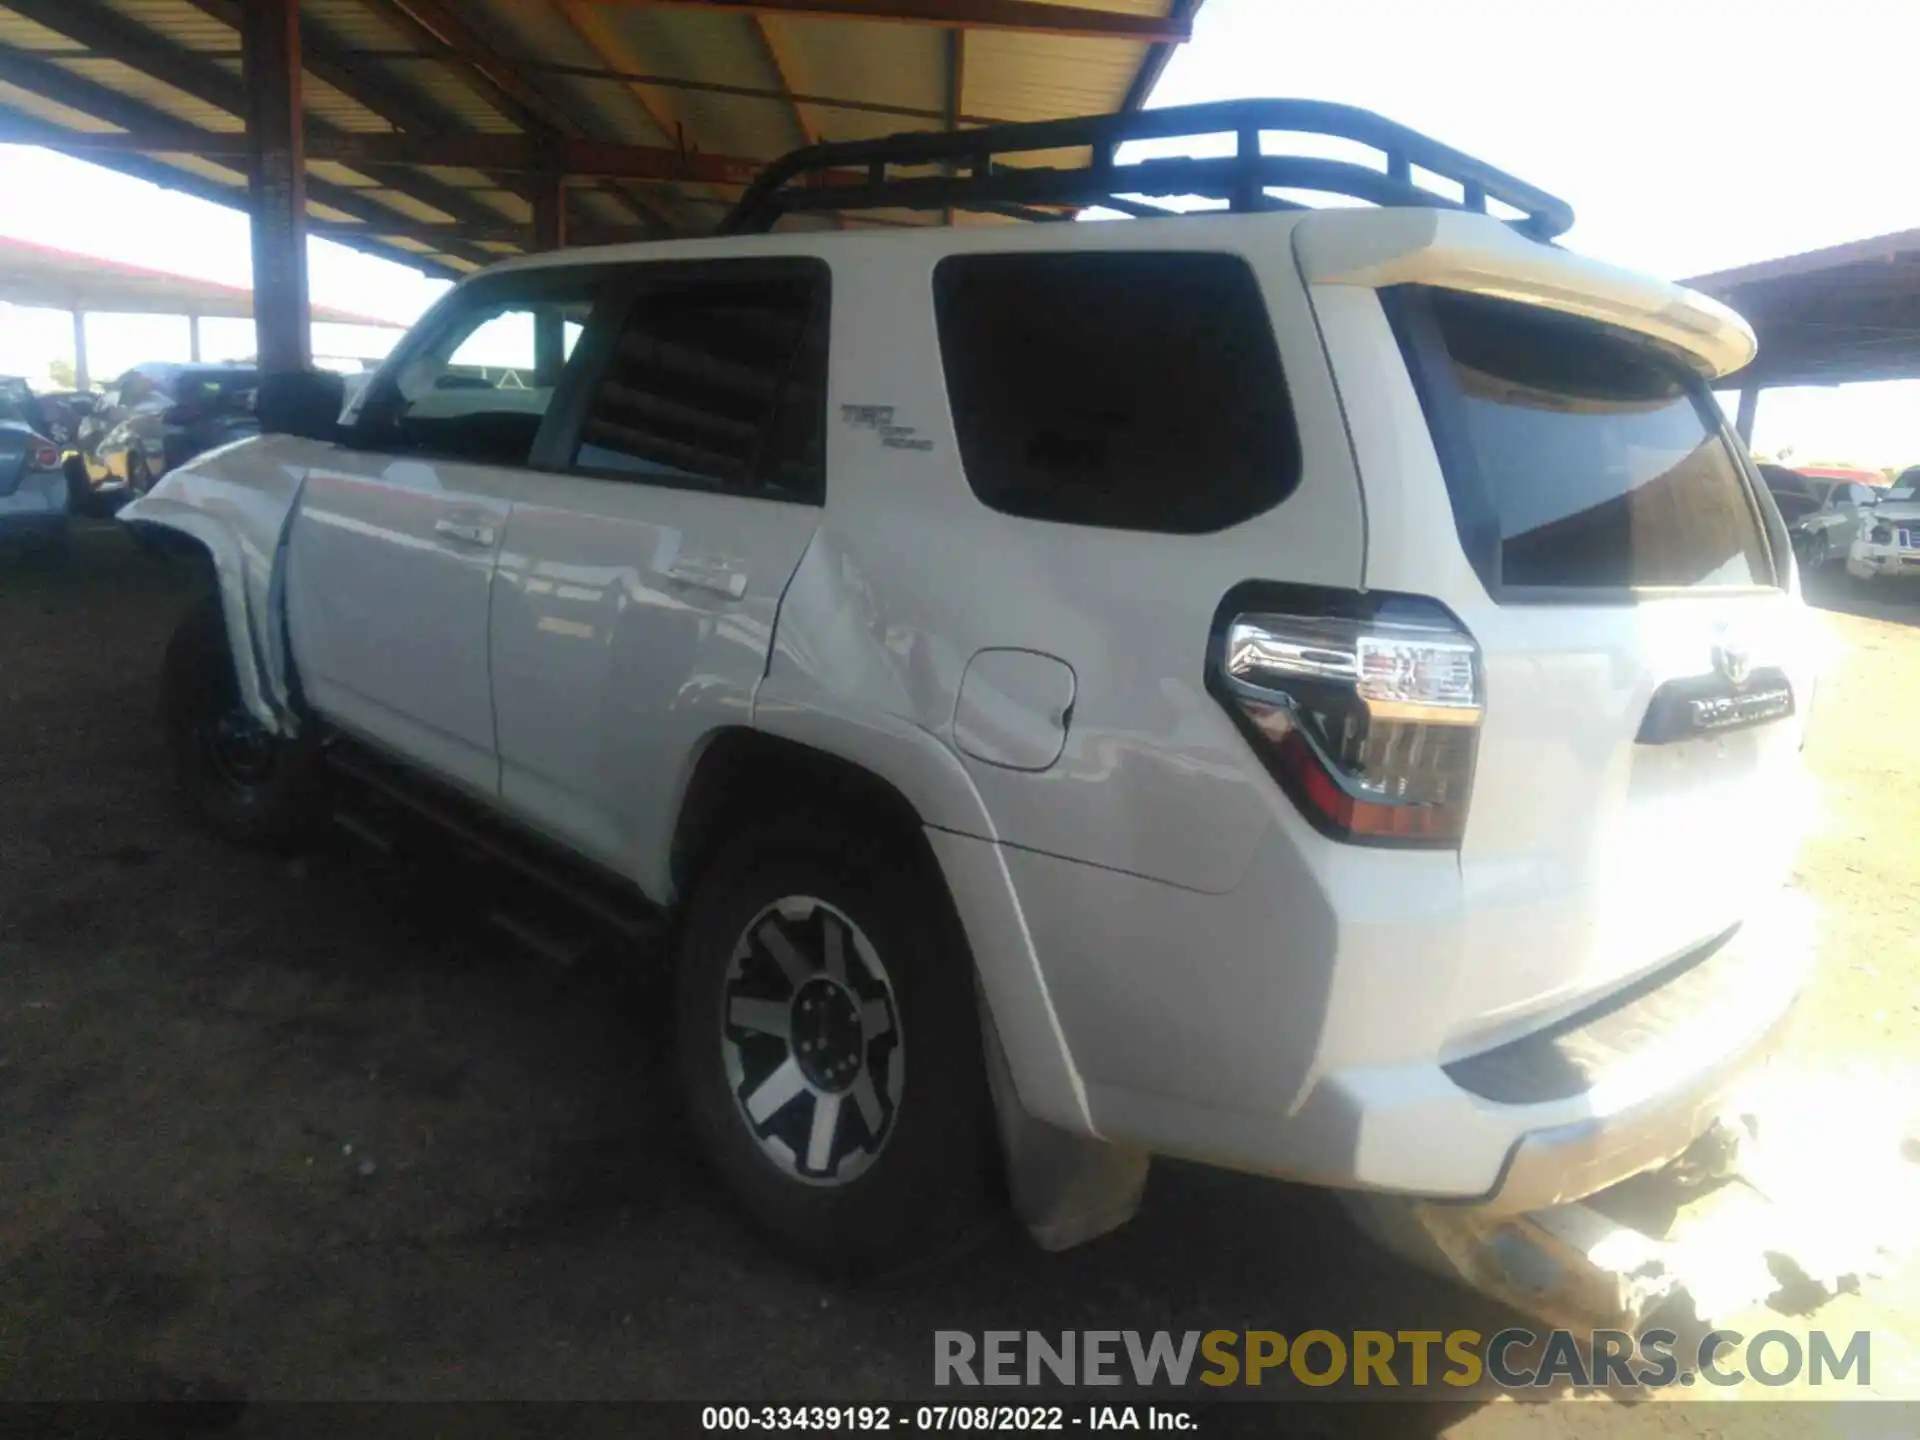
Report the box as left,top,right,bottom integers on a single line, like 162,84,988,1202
120,435,318,734
1349,1060,1920,1354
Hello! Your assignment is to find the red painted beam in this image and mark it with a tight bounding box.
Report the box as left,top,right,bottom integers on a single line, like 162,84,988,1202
6,124,868,188
571,0,1190,43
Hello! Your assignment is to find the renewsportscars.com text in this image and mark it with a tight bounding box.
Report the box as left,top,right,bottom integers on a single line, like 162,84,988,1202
934,1328,1871,1390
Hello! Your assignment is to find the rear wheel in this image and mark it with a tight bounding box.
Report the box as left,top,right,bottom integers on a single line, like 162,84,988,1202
63,456,93,515
162,593,321,847
674,816,999,1272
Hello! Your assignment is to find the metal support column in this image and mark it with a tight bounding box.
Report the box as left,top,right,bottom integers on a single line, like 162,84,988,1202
71,308,89,391
188,312,202,363
1735,382,1761,446
241,0,311,375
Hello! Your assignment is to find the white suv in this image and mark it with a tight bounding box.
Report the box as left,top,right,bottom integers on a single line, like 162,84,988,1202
124,101,1816,1271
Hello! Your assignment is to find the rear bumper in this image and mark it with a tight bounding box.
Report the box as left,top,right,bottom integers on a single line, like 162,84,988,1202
996,816,1813,1205
1465,930,1801,1213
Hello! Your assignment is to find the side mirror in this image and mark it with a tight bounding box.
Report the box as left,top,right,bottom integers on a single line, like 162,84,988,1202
255,369,346,443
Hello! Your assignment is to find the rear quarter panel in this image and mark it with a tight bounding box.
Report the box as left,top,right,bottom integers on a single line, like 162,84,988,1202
761,217,1367,896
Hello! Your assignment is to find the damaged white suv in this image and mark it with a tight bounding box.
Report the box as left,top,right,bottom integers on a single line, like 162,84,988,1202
124,101,1817,1271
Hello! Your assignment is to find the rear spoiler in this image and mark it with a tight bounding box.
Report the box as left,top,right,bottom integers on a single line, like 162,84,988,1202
1293,209,1756,380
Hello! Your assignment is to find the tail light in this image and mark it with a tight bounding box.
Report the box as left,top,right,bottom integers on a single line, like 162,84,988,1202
27,443,60,471
1208,586,1483,847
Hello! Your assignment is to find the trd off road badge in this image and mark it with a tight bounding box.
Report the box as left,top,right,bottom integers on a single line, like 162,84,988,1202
841,404,933,452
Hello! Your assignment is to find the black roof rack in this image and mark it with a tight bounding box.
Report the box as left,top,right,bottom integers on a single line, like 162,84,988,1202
722,98,1573,241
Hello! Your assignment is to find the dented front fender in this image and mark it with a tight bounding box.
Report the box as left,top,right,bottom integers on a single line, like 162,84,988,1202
120,434,322,734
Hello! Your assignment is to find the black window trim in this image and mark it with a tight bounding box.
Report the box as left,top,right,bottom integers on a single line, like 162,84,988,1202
931,248,1304,536
537,254,832,507
1383,284,1785,605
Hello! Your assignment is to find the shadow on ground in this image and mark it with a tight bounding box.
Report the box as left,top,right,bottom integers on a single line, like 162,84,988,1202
1801,564,1920,627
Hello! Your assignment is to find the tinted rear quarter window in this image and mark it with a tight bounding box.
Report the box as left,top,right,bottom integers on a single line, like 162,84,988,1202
933,252,1300,533
1390,287,1774,593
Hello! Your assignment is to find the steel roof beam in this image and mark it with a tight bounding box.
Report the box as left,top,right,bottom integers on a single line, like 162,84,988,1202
353,0,576,134
553,0,738,219
572,0,1191,42
355,0,670,233
242,0,312,374
180,0,539,210
0,53,490,267
5,121,862,188
318,56,1021,125
0,4,506,264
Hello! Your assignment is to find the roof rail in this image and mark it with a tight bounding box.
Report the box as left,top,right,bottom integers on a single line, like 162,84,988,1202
721,98,1574,240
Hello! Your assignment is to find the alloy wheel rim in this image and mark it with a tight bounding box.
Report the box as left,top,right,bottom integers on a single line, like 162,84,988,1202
200,703,276,793
720,895,903,1186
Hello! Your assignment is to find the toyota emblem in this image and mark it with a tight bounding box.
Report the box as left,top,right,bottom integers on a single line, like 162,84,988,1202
1714,637,1754,689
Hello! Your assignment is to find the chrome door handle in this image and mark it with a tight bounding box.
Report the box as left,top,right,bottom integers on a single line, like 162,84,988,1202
433,517,496,547
661,559,747,600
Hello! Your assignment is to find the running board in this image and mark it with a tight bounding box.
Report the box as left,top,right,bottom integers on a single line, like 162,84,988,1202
324,741,665,947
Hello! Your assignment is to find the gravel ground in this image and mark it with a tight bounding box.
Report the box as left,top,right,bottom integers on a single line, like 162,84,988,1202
1,525,1914,1434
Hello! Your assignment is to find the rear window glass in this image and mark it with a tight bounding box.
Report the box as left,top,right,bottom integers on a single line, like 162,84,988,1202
933,252,1300,534
1391,287,1773,592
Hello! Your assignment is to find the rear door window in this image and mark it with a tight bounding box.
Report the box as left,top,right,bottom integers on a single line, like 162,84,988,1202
563,260,829,504
933,252,1300,534
1389,287,1775,593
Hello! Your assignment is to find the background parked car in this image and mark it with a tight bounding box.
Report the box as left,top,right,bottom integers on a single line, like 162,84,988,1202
75,363,260,503
0,380,70,559
1756,463,1829,564
1843,478,1920,585
1794,475,1886,568
32,388,96,449
1757,462,1820,516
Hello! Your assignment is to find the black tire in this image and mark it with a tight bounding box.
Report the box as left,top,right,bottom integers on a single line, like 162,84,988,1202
674,815,999,1272
162,593,322,848
64,456,93,515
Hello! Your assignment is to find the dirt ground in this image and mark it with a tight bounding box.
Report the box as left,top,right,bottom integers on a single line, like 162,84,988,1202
1,525,1915,1432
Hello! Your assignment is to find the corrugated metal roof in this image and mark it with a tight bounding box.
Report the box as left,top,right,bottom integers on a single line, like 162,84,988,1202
57,57,241,131
0,11,77,51
97,0,235,53
0,0,1197,277
0,79,122,132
